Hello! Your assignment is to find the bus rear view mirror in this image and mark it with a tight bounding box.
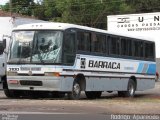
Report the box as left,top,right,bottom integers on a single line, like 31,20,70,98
3,39,6,48
0,42,4,55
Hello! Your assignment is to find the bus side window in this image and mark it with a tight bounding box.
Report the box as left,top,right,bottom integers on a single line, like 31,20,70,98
106,36,110,55
133,40,144,58
133,40,139,57
99,34,106,53
145,42,154,60
77,31,91,52
140,41,144,58
128,39,132,56
110,36,120,55
121,38,128,56
84,32,91,52
91,33,106,53
77,32,84,51
63,30,76,65
121,38,133,57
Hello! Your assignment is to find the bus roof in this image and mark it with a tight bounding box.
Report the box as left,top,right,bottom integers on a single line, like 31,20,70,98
13,22,153,42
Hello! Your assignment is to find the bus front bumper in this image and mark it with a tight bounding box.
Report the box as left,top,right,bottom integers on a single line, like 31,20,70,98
7,76,63,91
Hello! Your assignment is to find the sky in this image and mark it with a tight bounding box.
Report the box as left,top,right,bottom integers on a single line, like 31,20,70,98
0,0,9,5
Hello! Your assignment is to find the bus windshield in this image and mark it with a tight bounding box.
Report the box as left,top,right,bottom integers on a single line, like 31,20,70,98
8,30,63,64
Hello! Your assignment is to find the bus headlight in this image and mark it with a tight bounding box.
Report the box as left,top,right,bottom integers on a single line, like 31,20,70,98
7,71,18,76
44,72,60,77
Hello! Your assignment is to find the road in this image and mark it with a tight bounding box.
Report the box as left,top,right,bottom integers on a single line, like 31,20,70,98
0,82,160,120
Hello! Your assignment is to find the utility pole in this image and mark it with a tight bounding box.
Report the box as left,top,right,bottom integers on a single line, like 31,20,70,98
10,0,12,16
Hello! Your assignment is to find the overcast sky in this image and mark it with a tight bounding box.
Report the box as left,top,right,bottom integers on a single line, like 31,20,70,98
0,0,9,5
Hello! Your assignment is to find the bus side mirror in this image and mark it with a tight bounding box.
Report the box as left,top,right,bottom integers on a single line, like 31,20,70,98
3,39,6,48
0,42,4,55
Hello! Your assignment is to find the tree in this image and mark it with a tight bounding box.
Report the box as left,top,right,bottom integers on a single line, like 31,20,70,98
33,2,45,20
32,0,61,20
2,0,160,30
53,0,109,28
128,0,160,13
1,3,10,11
2,0,35,16
52,0,133,29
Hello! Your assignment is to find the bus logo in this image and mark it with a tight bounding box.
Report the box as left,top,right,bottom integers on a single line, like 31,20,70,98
80,58,86,69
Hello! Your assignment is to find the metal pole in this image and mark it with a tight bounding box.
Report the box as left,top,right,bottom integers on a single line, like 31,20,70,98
10,0,12,16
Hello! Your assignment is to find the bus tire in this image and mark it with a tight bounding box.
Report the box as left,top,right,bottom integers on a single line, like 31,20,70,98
4,90,12,98
67,81,81,100
121,79,136,97
2,75,7,89
4,90,21,98
85,91,102,99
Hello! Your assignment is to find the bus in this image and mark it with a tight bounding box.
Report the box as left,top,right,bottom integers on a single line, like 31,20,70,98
3,23,156,99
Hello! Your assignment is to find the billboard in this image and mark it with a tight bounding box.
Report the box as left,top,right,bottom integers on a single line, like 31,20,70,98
107,12,160,58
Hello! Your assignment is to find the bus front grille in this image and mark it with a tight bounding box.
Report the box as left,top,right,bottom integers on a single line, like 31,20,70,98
20,80,42,86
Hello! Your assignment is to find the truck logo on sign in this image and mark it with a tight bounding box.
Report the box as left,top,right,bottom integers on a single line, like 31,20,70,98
117,17,130,23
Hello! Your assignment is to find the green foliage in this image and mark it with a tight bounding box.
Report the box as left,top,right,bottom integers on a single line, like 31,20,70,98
1,0,160,29
33,2,45,20
119,3,134,14
2,0,35,16
52,0,130,29
1,3,10,11
43,0,60,20
129,0,160,13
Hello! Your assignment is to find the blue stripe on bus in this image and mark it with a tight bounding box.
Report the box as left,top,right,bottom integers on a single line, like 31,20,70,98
147,64,156,75
137,63,144,73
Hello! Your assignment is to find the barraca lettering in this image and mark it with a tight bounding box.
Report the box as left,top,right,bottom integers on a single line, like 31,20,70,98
88,60,120,69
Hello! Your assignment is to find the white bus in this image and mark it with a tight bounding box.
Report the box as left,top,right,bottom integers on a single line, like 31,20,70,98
4,23,156,99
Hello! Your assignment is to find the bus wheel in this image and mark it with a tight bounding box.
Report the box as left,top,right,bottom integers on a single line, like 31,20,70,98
125,79,136,97
118,79,136,97
4,90,21,98
67,81,81,100
85,91,102,99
